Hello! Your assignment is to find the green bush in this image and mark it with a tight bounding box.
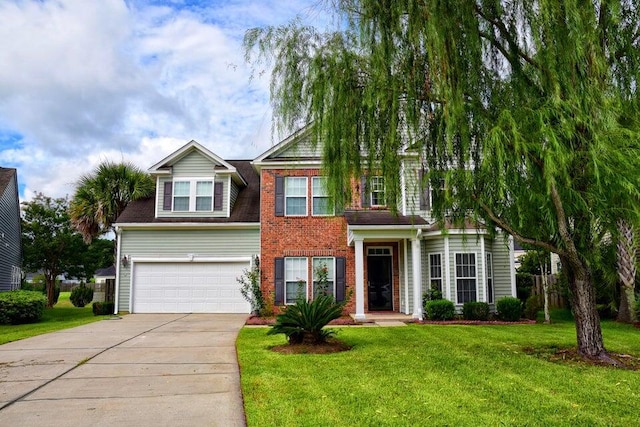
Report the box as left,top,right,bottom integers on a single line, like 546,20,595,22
0,290,47,324
496,297,523,322
422,286,443,311
92,301,115,315
268,295,344,344
425,299,456,320
70,284,94,307
462,301,490,320
524,294,543,320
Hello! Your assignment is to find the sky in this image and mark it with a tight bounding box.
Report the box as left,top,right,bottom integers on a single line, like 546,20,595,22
0,0,325,200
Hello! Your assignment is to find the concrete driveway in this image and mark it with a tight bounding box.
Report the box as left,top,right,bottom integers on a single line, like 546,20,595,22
0,314,248,427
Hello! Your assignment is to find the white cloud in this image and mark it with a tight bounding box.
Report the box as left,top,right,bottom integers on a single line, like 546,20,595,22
0,0,320,198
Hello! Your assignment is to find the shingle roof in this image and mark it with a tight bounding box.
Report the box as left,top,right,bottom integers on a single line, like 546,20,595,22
116,160,260,224
345,210,429,226
0,167,17,195
95,265,116,277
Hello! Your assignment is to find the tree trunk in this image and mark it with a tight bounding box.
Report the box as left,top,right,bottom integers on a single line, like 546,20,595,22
564,260,606,358
45,274,56,308
616,220,637,323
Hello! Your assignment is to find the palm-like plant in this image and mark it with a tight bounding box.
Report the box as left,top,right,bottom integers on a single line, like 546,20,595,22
69,161,154,243
268,295,344,344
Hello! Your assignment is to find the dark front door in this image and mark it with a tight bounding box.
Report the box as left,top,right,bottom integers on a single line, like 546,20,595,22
367,255,392,311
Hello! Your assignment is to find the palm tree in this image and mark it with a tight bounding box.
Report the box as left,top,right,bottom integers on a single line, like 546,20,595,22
69,161,154,243
617,219,637,323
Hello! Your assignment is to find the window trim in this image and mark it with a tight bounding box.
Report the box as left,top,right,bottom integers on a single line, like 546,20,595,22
284,257,308,304
454,252,478,304
369,176,386,207
171,177,215,212
311,176,334,216
285,176,308,217
312,256,336,297
486,252,494,304
428,252,443,293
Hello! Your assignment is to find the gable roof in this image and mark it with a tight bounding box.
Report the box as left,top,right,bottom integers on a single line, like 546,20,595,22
252,124,317,165
149,140,247,186
0,167,17,195
116,160,260,225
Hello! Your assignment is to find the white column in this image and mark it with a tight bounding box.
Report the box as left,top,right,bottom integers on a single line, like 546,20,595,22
411,237,423,319
354,238,366,321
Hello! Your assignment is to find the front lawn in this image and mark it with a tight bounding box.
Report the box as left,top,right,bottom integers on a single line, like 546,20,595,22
0,292,109,345
238,321,640,426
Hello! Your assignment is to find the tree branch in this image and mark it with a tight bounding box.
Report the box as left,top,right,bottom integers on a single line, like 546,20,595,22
548,181,581,265
473,195,565,256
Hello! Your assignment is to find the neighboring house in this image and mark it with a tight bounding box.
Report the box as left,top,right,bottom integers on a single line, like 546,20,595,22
0,167,21,291
115,130,516,317
94,265,116,303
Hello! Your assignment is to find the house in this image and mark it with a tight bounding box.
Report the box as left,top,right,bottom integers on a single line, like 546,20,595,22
0,167,21,292
114,130,516,317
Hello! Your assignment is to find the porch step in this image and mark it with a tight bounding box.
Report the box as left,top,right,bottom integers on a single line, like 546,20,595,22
373,320,407,327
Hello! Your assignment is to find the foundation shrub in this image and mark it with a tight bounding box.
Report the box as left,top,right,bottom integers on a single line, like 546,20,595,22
70,284,94,307
496,297,523,322
425,299,455,320
462,301,490,321
0,290,47,324
92,301,115,315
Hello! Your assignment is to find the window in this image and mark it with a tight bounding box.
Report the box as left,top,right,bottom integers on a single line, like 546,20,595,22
285,177,307,216
195,181,213,211
312,177,333,216
455,253,477,303
285,257,307,304
313,257,335,297
173,181,190,211
486,252,494,303
370,176,386,206
429,253,443,292
430,178,446,208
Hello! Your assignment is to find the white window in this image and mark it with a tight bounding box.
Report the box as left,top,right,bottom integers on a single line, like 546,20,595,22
429,253,443,292
313,257,335,297
173,179,214,212
285,257,307,304
370,176,386,206
173,181,190,211
312,177,333,216
486,252,494,303
455,253,477,304
285,177,308,216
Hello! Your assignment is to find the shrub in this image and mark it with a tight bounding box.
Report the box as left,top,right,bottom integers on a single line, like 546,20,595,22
524,294,543,320
422,285,443,310
462,301,490,320
425,299,456,320
237,257,264,315
496,297,523,321
0,290,47,324
268,294,344,344
92,301,115,315
70,284,94,307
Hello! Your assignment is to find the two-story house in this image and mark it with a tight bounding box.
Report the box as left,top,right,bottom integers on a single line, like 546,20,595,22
0,167,22,292
114,129,516,317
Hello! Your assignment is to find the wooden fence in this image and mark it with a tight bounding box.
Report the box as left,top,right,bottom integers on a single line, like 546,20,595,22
530,274,567,309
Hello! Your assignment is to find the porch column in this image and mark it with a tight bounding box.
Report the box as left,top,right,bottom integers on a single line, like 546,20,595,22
411,237,423,320
354,238,366,321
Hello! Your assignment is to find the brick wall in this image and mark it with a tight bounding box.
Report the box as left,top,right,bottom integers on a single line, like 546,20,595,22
260,168,355,313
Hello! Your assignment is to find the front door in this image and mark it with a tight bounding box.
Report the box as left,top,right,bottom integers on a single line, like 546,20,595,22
367,253,392,311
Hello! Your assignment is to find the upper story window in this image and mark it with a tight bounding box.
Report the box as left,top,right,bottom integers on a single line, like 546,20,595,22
172,179,214,212
369,176,386,206
312,177,333,216
285,177,308,216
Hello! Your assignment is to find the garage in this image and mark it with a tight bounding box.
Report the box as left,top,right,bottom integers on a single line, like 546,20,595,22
131,261,251,313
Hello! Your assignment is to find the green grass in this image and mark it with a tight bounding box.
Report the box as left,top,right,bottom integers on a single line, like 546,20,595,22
238,320,640,426
0,292,109,345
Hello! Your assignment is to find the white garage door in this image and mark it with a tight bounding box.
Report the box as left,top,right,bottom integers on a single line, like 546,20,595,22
132,262,251,313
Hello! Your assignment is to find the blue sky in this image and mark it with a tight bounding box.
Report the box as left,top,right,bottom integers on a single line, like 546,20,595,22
0,0,323,199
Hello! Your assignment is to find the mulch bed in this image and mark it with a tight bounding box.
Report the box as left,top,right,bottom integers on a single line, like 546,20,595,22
271,338,353,354
523,346,640,370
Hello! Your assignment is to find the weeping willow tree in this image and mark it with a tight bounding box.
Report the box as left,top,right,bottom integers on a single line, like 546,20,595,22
246,0,640,361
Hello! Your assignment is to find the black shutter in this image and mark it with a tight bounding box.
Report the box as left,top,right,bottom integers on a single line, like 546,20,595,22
274,257,285,305
360,176,370,208
213,182,223,211
275,175,284,216
419,169,431,210
163,182,173,210
335,257,346,302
